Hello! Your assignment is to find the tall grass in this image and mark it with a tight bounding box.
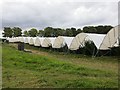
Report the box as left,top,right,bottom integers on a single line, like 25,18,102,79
2,43,119,88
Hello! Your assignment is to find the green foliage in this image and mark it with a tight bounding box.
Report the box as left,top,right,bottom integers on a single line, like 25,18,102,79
71,27,77,36
109,47,120,56
38,30,44,37
44,27,65,37
3,25,113,38
95,25,113,34
3,27,22,37
23,30,29,37
44,27,53,37
76,41,97,56
83,26,97,33
65,28,73,36
53,28,64,37
42,25,113,37
12,27,22,37
3,27,13,37
83,25,113,34
28,28,38,37
84,41,97,55
76,28,82,35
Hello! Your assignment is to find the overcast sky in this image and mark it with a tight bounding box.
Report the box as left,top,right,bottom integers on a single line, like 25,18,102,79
0,0,119,37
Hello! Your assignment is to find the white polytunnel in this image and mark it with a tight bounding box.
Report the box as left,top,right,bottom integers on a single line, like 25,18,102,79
19,37,26,42
0,37,6,39
15,37,21,42
34,37,45,46
99,25,120,50
41,37,56,47
29,37,36,45
50,37,56,46
13,37,18,42
7,37,21,43
17,37,21,42
34,37,41,46
52,36,74,49
69,33,106,50
39,37,45,46
69,33,87,50
86,33,106,49
24,37,31,44
6,37,15,43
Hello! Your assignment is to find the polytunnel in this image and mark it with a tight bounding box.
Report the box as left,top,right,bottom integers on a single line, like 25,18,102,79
18,37,25,42
14,37,19,42
34,37,41,46
24,37,31,44
52,36,74,49
19,37,26,42
69,33,106,50
7,37,19,43
17,37,21,42
29,37,36,45
41,37,56,47
6,37,15,43
99,25,120,50
34,37,45,46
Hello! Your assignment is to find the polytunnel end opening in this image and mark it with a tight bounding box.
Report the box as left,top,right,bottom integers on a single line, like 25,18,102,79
74,41,98,56
52,44,69,52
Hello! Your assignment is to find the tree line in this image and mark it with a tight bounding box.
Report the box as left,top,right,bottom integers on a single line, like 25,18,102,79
3,25,113,37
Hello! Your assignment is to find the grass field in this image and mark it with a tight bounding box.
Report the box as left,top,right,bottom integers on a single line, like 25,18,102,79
2,43,119,88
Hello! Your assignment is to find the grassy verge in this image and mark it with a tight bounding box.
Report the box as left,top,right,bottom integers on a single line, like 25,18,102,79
2,43,119,88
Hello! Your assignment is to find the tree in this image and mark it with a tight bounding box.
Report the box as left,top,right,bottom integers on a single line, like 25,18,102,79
28,28,38,37
38,30,44,37
83,26,97,33
95,25,113,34
23,30,29,37
44,27,54,37
12,27,22,37
3,27,13,37
82,25,113,34
71,27,77,36
53,28,64,37
76,28,82,35
65,28,73,36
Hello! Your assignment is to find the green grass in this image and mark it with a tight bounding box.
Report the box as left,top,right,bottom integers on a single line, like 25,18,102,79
2,43,119,88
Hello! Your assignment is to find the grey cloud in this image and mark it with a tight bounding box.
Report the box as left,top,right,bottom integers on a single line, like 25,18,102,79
1,0,118,30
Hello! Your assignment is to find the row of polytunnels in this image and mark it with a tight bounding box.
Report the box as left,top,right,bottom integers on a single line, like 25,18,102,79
5,25,120,56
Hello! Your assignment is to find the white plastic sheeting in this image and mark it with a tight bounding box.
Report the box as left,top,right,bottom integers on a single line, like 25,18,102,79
86,33,106,49
16,37,20,42
52,36,74,49
50,37,56,46
7,37,20,43
29,37,36,45
17,37,22,42
19,37,26,42
6,37,15,43
0,37,6,39
34,37,40,46
24,37,31,43
69,33,106,50
39,38,45,46
34,37,45,46
41,37,56,47
99,25,120,50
